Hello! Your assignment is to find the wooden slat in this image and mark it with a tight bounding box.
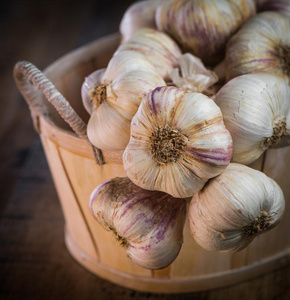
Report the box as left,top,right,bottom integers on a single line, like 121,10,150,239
58,147,152,277
39,134,98,260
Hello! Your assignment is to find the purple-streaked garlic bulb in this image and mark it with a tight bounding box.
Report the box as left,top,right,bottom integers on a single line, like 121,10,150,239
225,12,290,81
155,0,256,65
123,86,233,198
89,177,187,270
84,50,166,151
188,163,285,253
120,0,162,43
115,28,182,81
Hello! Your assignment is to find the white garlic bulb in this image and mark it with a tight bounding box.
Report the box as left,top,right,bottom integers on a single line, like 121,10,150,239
155,0,256,65
215,73,290,165
120,0,162,42
81,68,106,115
115,28,182,81
169,53,219,94
89,177,187,270
225,12,290,81
123,86,233,198
85,51,166,151
188,163,285,253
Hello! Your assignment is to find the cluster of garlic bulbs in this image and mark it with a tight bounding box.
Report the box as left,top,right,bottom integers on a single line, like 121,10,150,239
81,0,289,269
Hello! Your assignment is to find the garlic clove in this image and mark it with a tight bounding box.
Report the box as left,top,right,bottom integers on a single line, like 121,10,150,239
107,69,166,119
81,68,106,115
89,177,187,270
188,163,285,253
215,73,290,165
155,0,256,65
87,102,131,151
105,50,156,82
123,86,232,198
115,28,182,81
225,12,290,81
120,0,162,43
169,53,219,93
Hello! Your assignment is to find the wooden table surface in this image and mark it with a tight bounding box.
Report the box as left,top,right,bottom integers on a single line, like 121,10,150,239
0,1,289,299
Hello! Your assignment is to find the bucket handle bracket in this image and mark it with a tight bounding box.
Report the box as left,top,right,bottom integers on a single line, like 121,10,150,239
13,61,104,165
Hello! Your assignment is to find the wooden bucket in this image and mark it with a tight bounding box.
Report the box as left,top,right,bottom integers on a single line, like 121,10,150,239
13,33,290,294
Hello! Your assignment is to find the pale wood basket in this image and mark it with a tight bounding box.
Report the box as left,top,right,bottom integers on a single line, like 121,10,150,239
14,33,290,294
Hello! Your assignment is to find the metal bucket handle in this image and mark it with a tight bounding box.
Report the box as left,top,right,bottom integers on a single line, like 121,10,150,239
13,61,104,165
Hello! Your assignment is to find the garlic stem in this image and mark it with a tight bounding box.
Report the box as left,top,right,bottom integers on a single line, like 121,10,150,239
150,125,187,165
241,211,271,237
89,84,107,110
262,118,286,149
108,225,129,248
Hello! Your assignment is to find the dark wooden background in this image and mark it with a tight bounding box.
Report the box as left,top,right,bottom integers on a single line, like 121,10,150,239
0,0,289,299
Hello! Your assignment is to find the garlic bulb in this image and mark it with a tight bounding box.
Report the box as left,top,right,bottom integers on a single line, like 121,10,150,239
155,0,256,65
258,0,290,17
120,0,162,42
225,12,290,81
169,53,219,94
86,51,166,150
215,73,290,165
188,163,285,253
89,177,187,270
123,86,233,198
115,28,182,81
81,68,106,115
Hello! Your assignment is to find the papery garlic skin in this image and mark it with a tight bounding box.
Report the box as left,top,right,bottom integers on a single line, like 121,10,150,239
115,28,182,81
188,163,285,253
169,53,219,93
89,177,187,270
215,73,290,165
120,0,162,43
123,86,233,198
86,51,166,151
155,0,256,65
226,12,290,81
81,68,106,115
